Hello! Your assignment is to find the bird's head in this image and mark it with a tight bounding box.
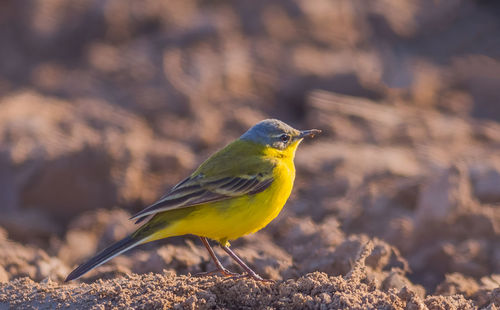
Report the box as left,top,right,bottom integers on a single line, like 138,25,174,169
240,119,320,156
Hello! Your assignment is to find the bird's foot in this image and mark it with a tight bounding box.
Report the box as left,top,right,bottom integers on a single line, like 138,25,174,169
225,272,274,283
194,268,240,278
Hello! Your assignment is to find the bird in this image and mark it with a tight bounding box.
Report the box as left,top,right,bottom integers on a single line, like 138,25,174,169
65,119,320,282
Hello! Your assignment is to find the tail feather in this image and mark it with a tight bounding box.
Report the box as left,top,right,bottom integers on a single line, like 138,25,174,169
65,235,147,282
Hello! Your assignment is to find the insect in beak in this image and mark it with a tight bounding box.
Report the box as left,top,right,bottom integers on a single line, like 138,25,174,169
298,129,321,139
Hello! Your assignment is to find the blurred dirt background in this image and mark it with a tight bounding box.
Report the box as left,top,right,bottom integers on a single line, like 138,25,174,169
0,0,500,309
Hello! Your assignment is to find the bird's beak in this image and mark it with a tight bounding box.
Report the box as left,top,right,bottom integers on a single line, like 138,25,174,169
298,129,321,139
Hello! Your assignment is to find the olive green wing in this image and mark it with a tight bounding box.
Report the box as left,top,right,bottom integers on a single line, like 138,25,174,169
130,165,274,224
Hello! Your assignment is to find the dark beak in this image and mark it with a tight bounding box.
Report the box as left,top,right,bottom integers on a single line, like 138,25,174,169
299,129,321,139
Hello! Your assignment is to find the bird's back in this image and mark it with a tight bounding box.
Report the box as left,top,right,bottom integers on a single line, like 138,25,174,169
194,139,275,177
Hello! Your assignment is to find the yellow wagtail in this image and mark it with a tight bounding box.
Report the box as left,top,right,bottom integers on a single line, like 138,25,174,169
65,119,320,281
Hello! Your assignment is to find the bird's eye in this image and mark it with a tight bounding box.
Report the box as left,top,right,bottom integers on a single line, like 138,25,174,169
280,134,291,143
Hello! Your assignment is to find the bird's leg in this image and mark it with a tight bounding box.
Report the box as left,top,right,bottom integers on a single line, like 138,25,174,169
221,245,272,282
195,237,239,277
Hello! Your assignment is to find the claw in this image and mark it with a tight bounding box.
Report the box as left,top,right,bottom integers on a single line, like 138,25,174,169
195,268,240,278
225,272,274,282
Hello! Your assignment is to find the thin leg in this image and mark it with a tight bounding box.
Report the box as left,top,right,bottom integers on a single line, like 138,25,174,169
222,245,271,282
200,237,226,271
195,237,239,277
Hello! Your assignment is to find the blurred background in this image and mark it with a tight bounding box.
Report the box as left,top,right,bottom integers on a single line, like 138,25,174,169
0,0,499,300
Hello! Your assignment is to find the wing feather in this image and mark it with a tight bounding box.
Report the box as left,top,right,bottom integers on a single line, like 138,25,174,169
248,177,274,195
130,173,274,222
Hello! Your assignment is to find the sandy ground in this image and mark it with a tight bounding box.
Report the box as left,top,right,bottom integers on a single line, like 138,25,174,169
2,243,494,309
1,0,500,309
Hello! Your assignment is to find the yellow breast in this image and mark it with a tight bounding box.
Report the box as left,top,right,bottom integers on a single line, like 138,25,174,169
221,157,295,240
168,159,294,245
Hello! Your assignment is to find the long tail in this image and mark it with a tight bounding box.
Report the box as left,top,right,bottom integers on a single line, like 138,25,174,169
65,234,148,282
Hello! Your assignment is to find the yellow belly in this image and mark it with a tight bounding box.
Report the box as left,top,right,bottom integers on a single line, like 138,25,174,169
147,160,295,245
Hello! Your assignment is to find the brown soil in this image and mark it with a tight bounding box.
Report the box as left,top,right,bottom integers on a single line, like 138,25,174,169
2,243,494,309
1,0,500,309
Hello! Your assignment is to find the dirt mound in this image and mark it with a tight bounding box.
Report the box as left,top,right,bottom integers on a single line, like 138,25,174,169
2,243,494,310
